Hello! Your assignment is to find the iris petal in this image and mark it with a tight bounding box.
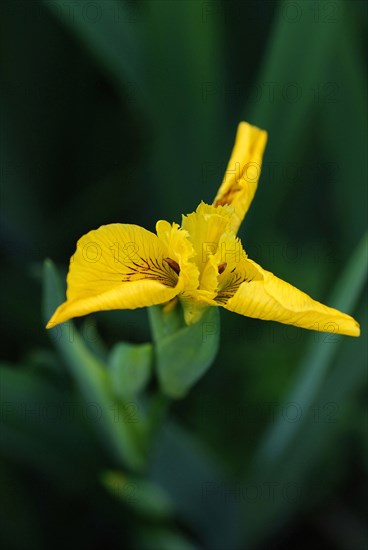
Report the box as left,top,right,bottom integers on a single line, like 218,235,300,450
213,122,268,233
47,223,182,327
222,258,360,337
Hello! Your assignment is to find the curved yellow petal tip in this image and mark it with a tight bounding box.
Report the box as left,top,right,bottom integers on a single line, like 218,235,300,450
341,317,360,337
318,312,360,337
213,121,268,232
224,259,361,338
46,302,71,329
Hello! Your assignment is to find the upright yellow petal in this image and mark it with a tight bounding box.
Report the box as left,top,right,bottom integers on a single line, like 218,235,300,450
47,223,183,328
158,213,222,324
213,122,268,233
181,202,233,292
222,259,360,337
156,219,199,292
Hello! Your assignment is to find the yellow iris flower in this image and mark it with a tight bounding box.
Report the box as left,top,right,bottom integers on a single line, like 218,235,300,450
47,122,360,337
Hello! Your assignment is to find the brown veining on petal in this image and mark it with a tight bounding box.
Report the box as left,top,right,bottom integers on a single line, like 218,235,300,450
215,270,256,305
214,185,242,207
121,256,178,287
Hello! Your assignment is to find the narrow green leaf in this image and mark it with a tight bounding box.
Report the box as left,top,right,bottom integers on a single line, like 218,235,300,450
142,0,226,216
150,307,220,398
42,259,146,471
321,7,368,247
0,364,100,491
151,422,241,549
139,528,200,550
42,0,146,102
247,0,345,222
242,304,367,548
109,342,152,399
255,232,367,464
101,470,173,520
80,318,109,363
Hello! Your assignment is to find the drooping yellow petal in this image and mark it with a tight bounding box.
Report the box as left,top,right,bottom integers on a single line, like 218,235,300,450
46,223,184,328
213,122,268,233
222,258,360,337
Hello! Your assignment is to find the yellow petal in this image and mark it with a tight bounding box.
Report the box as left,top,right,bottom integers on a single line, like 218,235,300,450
156,219,199,292
213,231,247,276
47,223,182,328
181,202,233,292
181,202,234,243
222,259,360,337
198,229,247,301
158,210,227,324
213,122,268,233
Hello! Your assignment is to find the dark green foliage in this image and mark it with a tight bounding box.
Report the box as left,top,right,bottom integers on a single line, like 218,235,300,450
1,1,367,548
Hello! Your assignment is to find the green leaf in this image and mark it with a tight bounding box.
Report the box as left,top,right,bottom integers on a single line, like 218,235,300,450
149,306,220,398
142,1,226,216
242,307,367,548
148,303,186,342
241,233,367,546
255,231,367,465
42,0,146,102
151,422,241,549
101,470,173,520
247,0,346,224
321,5,368,248
0,363,101,493
42,259,146,471
139,527,200,550
109,342,152,399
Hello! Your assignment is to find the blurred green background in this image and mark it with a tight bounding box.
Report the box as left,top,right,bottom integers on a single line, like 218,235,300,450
1,0,367,549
